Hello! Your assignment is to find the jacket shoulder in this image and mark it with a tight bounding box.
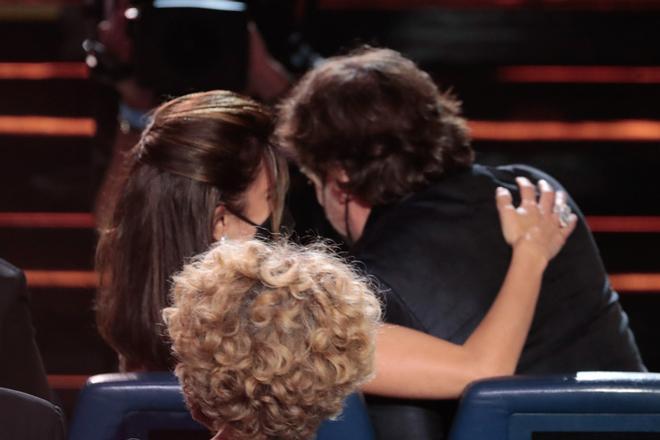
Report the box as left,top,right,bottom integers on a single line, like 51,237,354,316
0,259,27,308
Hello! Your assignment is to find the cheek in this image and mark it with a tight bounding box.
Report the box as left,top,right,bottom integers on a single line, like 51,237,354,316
242,223,259,240
315,183,328,207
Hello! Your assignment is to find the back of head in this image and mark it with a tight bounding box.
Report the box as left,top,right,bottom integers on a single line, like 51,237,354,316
164,239,382,439
96,90,287,371
277,46,474,206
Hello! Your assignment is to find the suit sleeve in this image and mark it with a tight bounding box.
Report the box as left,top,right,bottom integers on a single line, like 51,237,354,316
0,259,52,402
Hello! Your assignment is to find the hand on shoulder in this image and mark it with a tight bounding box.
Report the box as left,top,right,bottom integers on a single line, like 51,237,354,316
496,177,577,266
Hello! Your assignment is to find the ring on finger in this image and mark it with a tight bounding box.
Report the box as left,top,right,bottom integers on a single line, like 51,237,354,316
553,203,572,228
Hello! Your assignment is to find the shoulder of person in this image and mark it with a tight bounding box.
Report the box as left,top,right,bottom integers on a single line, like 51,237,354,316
0,388,65,440
0,259,28,310
488,164,566,190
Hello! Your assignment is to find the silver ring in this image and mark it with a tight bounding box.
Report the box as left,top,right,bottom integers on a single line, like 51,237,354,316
554,203,572,228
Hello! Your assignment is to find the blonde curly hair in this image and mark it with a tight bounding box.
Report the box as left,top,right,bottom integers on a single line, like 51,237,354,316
163,239,382,440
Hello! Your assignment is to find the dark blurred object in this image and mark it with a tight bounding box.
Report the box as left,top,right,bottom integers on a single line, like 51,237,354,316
249,0,323,74
0,259,53,403
0,388,65,440
129,1,249,100
84,0,249,100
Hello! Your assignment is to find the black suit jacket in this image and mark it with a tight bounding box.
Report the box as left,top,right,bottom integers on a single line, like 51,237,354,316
0,387,65,440
0,259,52,402
353,164,645,440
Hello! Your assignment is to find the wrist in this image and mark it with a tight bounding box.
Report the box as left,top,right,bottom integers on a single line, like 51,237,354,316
511,240,549,272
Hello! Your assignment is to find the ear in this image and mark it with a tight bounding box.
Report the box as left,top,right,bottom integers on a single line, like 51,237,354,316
327,168,351,202
212,205,226,241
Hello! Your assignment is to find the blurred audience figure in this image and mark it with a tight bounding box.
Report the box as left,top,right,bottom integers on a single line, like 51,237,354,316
86,0,294,227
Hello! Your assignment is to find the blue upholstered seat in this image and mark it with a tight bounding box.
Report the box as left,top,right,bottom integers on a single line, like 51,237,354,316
68,372,374,440
449,372,660,440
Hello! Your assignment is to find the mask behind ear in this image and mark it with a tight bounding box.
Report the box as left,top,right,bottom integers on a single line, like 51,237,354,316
254,206,296,241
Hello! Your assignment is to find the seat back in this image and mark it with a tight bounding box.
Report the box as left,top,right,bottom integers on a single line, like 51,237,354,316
449,372,660,440
0,387,65,440
68,372,374,440
67,372,205,440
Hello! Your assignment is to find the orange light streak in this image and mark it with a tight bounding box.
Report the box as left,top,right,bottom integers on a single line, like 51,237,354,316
609,274,660,293
587,216,660,233
0,116,96,137
0,62,88,80
318,0,528,8
469,120,660,142
25,270,98,289
48,375,89,390
0,212,95,228
498,66,660,84
318,0,660,10
3,212,660,233
21,269,660,293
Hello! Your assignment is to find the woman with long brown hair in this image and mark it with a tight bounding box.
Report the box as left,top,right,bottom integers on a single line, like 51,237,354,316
96,90,287,371
95,89,574,401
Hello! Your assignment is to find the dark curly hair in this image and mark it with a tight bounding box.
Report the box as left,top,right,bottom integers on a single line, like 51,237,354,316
277,47,474,206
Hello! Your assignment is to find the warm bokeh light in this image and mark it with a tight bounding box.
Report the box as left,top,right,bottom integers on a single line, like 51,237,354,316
497,66,660,84
587,216,660,233
22,269,660,293
47,375,90,390
318,0,660,9
469,120,660,142
25,270,98,288
0,116,96,136
5,212,660,233
609,274,660,293
0,212,95,228
0,62,88,80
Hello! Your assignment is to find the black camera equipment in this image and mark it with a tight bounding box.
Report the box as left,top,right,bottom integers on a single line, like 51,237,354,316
84,0,249,100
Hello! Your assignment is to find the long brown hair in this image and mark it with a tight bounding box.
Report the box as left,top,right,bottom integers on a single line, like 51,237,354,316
96,90,287,371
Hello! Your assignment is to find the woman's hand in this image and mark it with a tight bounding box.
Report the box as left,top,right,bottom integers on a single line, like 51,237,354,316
496,177,577,265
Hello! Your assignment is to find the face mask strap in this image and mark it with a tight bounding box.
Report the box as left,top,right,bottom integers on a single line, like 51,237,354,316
224,206,262,228
344,197,354,245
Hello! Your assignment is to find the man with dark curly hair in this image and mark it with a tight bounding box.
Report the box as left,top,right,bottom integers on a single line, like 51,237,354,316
277,47,645,439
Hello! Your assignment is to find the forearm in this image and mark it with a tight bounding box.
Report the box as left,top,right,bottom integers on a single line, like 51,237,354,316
362,324,474,398
362,245,547,399
461,243,547,378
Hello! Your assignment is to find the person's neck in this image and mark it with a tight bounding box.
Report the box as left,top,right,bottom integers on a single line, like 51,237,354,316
211,431,225,440
347,199,372,242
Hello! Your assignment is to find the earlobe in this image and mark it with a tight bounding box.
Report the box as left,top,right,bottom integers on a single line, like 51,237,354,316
329,168,351,202
212,205,226,241
329,179,350,202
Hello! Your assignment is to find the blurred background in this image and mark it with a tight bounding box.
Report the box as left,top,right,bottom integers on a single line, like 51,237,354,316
0,0,659,417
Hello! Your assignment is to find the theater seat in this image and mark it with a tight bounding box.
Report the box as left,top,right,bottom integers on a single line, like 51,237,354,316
0,387,65,440
68,372,374,440
449,372,660,440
